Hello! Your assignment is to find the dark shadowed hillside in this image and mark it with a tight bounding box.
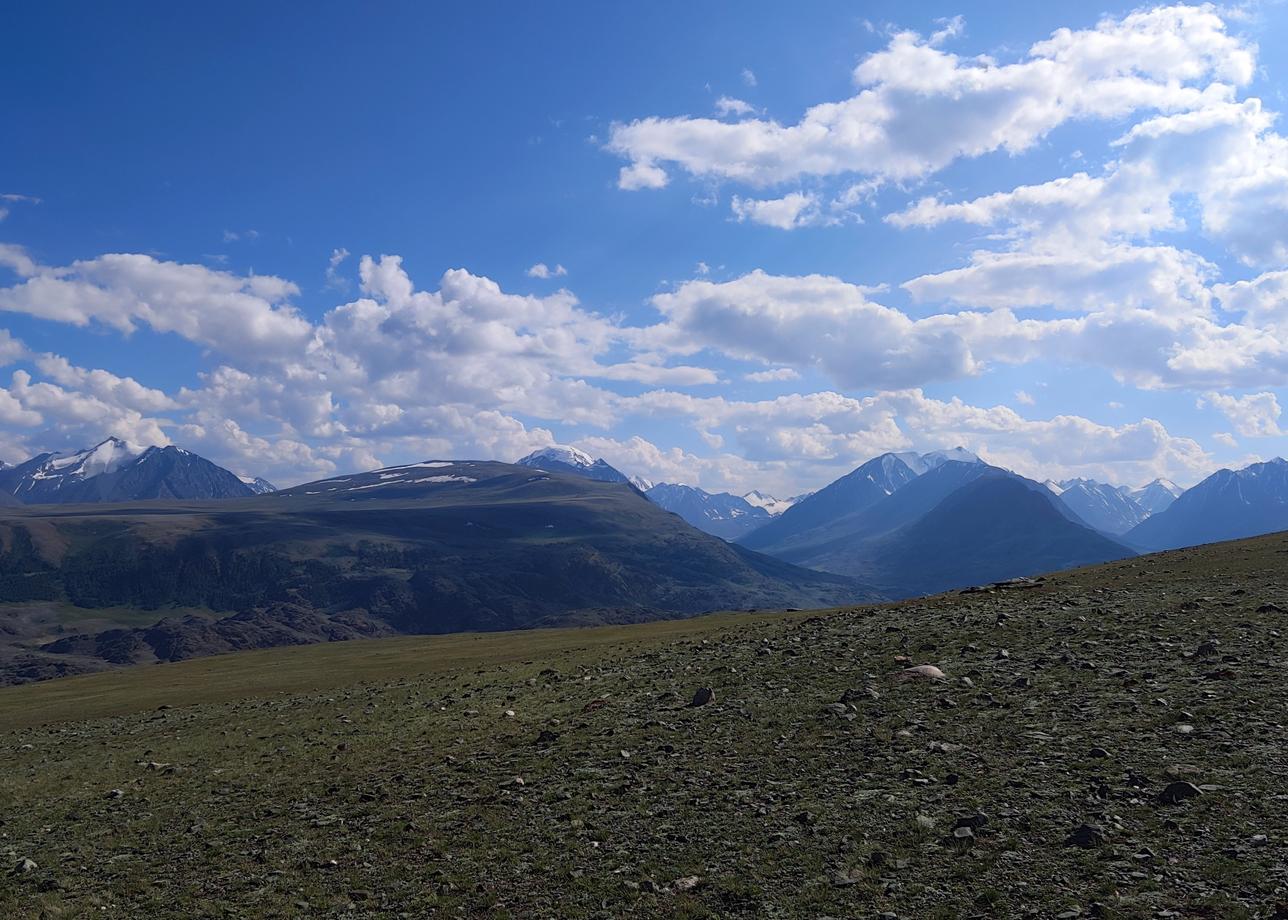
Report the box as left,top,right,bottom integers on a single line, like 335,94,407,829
852,475,1134,596
0,460,870,682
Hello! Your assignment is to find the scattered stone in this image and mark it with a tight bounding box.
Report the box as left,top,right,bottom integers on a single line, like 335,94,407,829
822,702,855,720
689,687,715,707
830,867,862,887
840,686,879,703
535,729,559,745
946,826,975,850
1195,639,1220,657
1087,747,1111,759
896,664,947,681
1159,781,1203,805
1064,824,1107,849
954,813,989,831
12,858,37,875
671,876,701,893
1257,603,1284,614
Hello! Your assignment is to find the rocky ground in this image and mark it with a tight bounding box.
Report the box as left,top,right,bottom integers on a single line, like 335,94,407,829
2,533,1288,917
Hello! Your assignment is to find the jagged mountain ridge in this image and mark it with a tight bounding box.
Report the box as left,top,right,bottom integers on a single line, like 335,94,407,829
1053,478,1151,535
1126,458,1288,551
240,476,278,495
643,483,772,540
742,490,809,516
1126,477,1183,514
0,438,262,504
739,449,981,552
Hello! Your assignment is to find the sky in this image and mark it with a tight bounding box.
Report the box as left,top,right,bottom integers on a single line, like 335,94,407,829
3,1,1288,496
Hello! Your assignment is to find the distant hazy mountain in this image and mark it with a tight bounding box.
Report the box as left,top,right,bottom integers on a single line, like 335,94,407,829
841,472,1134,598
1126,478,1183,514
1054,479,1151,535
742,490,807,516
740,449,981,552
901,447,982,474
240,476,278,495
516,446,631,484
1126,458,1288,551
762,460,993,565
644,483,772,540
0,438,257,504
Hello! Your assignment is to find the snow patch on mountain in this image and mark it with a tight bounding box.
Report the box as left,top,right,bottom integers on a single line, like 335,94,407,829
38,437,145,481
1128,478,1184,514
741,490,800,516
515,446,630,484
518,446,595,469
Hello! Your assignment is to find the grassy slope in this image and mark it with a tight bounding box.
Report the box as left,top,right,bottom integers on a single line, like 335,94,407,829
2,534,1288,917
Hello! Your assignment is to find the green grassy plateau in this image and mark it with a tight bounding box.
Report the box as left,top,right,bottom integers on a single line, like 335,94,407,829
2,533,1288,918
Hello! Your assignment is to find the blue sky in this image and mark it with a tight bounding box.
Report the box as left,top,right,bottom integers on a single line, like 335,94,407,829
3,1,1288,495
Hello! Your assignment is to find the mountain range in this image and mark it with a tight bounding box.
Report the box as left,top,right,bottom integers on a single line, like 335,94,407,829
733,454,1133,596
0,459,867,682
641,483,807,541
739,449,976,553
4,434,1288,683
640,483,772,540
1124,477,1183,514
1046,478,1152,535
516,442,1288,588
0,438,272,504
1125,458,1288,551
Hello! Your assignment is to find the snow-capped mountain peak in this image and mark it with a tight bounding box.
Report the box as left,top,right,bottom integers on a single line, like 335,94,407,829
629,474,655,491
920,447,981,470
518,445,595,469
239,476,278,495
646,483,771,540
515,446,630,484
43,437,145,480
1054,478,1150,535
741,490,799,516
0,438,261,504
888,448,983,476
